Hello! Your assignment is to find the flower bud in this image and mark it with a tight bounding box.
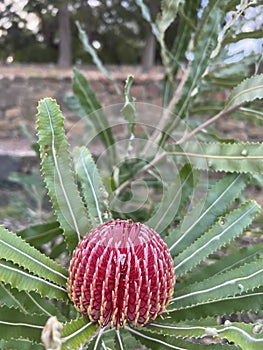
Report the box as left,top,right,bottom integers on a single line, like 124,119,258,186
67,219,175,328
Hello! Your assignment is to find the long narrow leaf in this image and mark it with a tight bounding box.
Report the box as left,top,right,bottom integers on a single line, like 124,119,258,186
167,288,263,323
18,221,64,250
178,245,263,289
145,319,263,349
0,283,67,320
127,325,234,349
76,21,114,82
72,68,116,165
155,0,183,77
0,338,44,350
73,146,111,227
225,74,263,110
61,316,98,350
166,173,247,257
0,305,45,343
121,75,136,128
37,98,91,253
146,164,194,235
166,142,263,173
216,322,263,349
169,258,263,312
174,201,260,277
163,0,198,106
0,226,67,287
0,260,68,301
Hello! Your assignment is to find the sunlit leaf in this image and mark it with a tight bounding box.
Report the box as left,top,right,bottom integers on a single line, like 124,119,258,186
225,74,263,111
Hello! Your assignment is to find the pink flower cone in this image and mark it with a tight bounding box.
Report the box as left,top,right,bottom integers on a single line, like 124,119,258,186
67,219,175,328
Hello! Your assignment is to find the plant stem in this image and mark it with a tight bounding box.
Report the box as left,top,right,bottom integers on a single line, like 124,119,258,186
176,103,244,145
141,66,190,157
114,103,243,196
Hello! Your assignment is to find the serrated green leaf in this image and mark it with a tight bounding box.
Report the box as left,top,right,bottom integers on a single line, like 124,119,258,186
49,241,68,260
0,226,67,287
146,164,194,236
127,325,235,349
114,329,127,350
166,142,263,173
17,221,64,251
167,287,263,323
174,201,260,277
0,283,67,320
73,146,111,227
144,321,207,339
37,98,91,254
166,173,247,257
0,260,68,301
169,258,263,312
216,322,263,349
178,245,263,289
145,319,263,349
61,316,98,350
0,338,44,350
225,74,263,111
0,305,45,343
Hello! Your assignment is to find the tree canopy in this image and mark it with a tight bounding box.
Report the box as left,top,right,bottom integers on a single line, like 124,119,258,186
0,0,157,66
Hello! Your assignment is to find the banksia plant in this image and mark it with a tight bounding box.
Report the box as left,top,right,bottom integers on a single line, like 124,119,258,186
67,219,175,328
1,1,263,350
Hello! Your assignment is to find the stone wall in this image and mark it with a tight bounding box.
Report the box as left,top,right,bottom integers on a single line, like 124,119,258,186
1,64,261,144
0,64,164,140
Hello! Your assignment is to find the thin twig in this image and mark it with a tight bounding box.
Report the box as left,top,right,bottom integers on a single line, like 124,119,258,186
114,103,243,196
176,103,244,145
114,151,166,197
141,66,190,156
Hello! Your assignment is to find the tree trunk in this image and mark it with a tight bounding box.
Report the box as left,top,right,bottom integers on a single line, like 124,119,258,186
141,32,156,72
141,0,159,72
57,3,71,68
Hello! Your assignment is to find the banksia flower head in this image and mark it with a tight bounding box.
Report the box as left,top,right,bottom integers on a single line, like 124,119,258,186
67,219,175,329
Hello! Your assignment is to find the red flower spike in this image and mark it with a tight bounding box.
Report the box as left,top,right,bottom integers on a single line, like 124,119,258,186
67,219,175,328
